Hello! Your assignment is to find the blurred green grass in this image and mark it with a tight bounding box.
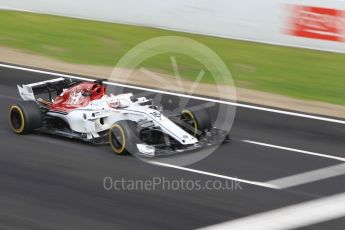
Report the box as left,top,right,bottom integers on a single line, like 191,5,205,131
0,10,345,104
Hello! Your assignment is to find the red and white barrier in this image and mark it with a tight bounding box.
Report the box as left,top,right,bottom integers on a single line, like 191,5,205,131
1,0,345,53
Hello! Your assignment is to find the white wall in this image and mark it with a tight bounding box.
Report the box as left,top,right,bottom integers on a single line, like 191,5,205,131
1,0,345,53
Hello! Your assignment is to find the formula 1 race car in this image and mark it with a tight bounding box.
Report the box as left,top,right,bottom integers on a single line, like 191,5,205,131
9,77,228,157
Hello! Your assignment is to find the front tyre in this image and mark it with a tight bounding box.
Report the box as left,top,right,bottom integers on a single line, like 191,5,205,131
181,109,212,137
108,120,141,155
9,101,42,134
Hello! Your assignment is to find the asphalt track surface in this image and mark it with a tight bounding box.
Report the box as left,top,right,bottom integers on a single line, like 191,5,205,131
1,63,345,229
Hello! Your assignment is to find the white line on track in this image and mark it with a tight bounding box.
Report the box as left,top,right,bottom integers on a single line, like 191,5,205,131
152,162,279,189
242,140,345,162
267,163,345,189
202,193,345,230
199,192,345,230
1,63,345,125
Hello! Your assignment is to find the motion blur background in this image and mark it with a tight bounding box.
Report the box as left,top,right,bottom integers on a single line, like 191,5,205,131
1,2,345,230
1,0,344,116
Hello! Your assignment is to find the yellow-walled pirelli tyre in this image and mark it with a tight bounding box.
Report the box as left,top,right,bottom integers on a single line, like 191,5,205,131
108,120,142,155
9,101,42,134
181,109,212,137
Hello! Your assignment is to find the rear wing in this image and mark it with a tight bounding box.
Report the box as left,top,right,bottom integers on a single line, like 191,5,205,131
17,77,76,101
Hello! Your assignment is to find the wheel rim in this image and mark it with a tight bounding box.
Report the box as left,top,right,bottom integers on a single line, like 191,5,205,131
109,124,126,154
181,110,198,136
111,128,123,148
10,106,24,133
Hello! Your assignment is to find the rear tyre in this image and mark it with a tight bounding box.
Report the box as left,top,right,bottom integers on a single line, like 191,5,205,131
181,109,212,137
9,101,43,134
108,120,141,155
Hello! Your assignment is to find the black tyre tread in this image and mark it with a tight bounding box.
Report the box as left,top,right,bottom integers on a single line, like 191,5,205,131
109,120,142,155
191,109,212,132
9,100,42,134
